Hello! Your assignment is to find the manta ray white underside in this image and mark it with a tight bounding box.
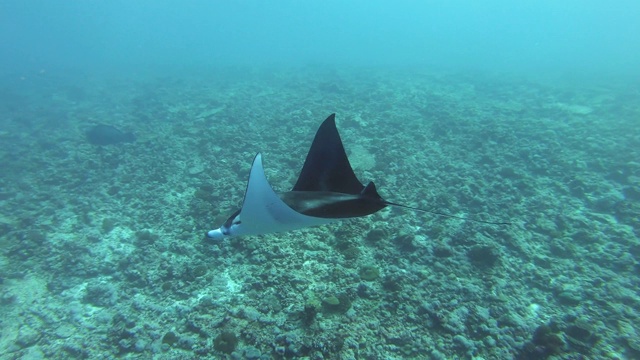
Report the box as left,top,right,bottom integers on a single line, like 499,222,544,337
207,153,334,239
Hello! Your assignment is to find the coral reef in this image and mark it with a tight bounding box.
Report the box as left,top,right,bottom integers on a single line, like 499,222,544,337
1,67,638,359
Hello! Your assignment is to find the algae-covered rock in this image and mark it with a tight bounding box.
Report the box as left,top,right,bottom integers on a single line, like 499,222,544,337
382,275,402,292
565,319,598,353
617,320,640,352
323,295,340,306
214,331,238,354
322,294,352,313
162,331,178,346
101,217,116,233
467,245,499,268
366,229,389,243
359,265,380,281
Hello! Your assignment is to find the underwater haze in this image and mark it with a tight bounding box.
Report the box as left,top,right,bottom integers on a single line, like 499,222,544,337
2,0,640,76
1,1,640,359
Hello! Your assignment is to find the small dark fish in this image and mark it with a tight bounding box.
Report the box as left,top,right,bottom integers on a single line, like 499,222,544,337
85,124,136,146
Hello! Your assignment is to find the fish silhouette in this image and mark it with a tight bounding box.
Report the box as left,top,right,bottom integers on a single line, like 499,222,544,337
85,124,136,146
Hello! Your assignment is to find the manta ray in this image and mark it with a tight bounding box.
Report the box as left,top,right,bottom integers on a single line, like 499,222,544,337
207,114,508,240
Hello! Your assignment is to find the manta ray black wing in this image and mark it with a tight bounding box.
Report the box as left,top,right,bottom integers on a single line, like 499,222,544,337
286,113,387,219
293,114,365,194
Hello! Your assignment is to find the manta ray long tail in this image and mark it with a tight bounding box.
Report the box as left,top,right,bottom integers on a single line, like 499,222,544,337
384,201,512,225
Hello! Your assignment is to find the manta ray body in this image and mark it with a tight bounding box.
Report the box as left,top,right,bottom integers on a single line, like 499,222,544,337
208,113,507,240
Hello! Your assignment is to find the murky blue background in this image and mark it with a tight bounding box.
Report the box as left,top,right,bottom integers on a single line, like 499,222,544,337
2,1,639,76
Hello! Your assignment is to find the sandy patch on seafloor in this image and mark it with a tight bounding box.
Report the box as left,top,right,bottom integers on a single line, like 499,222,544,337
349,144,376,171
550,102,594,115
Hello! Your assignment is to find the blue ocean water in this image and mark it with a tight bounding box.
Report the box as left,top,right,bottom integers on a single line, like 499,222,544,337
1,1,639,359
2,1,639,76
